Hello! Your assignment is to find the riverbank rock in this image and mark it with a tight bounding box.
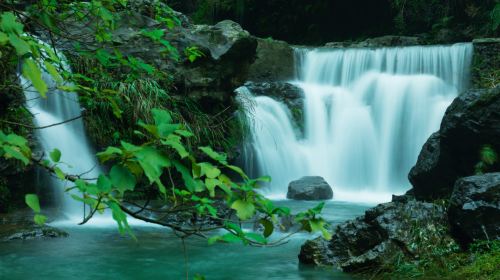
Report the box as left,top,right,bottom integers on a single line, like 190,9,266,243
299,201,456,272
448,173,500,247
409,86,500,200
0,210,68,242
287,176,333,200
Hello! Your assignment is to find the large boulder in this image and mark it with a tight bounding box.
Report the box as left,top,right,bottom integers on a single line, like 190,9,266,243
247,38,295,82
287,176,333,200
409,86,500,200
43,4,258,111
448,173,500,247
299,200,457,272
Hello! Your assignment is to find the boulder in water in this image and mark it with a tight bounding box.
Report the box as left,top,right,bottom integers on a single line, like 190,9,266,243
448,173,500,247
287,176,333,200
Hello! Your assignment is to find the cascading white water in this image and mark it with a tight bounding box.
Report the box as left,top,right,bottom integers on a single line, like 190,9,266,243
23,58,101,221
240,43,473,202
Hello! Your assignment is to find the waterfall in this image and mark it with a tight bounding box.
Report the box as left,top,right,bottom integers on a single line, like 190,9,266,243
22,56,101,221
240,43,473,202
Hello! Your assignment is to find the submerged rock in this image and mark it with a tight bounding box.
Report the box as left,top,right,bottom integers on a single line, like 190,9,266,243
409,86,500,200
448,173,500,246
287,176,333,200
299,201,457,272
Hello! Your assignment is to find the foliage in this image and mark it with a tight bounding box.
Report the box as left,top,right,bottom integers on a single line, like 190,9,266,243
475,145,498,175
369,240,500,280
0,0,329,250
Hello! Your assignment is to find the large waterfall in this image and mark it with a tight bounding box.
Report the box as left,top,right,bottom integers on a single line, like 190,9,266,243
241,43,473,202
23,59,101,221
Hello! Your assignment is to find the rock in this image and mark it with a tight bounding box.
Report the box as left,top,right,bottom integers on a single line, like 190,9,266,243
472,38,500,88
0,210,68,242
43,7,258,114
299,201,457,272
287,176,333,200
3,226,69,241
247,38,295,82
448,173,500,246
242,81,304,127
409,86,500,200
324,36,422,48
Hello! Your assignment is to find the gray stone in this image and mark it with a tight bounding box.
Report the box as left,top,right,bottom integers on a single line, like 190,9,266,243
299,201,457,272
448,173,500,246
409,86,500,200
247,38,295,82
287,176,333,200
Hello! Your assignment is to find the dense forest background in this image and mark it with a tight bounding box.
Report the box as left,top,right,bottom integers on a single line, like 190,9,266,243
168,0,499,44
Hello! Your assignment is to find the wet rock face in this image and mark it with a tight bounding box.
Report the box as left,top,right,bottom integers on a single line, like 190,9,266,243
287,176,333,201
449,173,500,247
299,201,456,272
409,86,500,200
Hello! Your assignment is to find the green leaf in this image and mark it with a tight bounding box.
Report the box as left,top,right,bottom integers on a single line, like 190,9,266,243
74,179,88,192
44,61,63,84
175,129,193,137
173,160,204,192
34,214,47,225
226,165,248,180
9,34,30,56
0,32,8,45
142,29,165,41
231,199,255,220
220,233,243,243
205,178,221,197
97,175,112,192
108,201,132,236
260,219,274,238
2,145,29,165
309,219,332,240
97,146,122,162
199,147,227,164
54,167,66,180
1,12,24,35
25,194,41,213
481,145,498,165
23,58,48,98
110,165,137,193
135,147,171,183
152,109,173,125
198,162,221,179
161,138,189,159
50,148,62,162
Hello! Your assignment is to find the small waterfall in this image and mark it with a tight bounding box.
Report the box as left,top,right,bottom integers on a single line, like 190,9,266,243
23,56,101,221
241,43,473,202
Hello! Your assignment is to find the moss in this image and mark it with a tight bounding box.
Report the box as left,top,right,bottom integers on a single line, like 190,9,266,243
367,240,500,280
